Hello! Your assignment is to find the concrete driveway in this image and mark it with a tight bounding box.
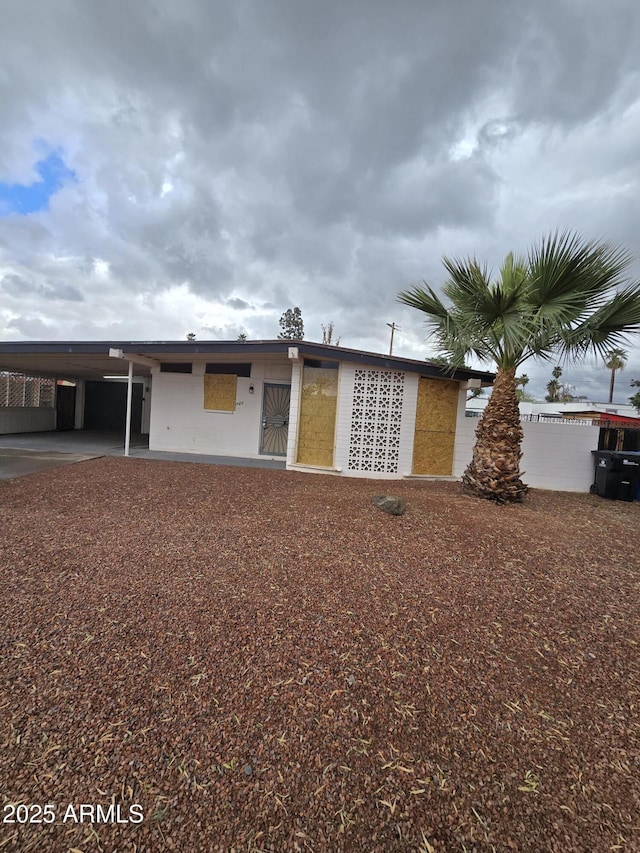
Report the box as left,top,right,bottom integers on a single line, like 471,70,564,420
0,431,137,480
0,447,104,480
0,430,286,479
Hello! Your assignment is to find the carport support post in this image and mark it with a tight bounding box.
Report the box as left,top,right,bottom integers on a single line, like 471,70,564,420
124,360,133,457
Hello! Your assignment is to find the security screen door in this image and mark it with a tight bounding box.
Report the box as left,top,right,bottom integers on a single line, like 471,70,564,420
260,383,291,456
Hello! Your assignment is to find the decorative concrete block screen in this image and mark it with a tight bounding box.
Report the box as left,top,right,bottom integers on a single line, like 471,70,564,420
203,374,236,412
348,369,405,473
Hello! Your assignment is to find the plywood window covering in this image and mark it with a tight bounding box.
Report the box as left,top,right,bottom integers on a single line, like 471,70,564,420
412,378,459,475
348,369,405,473
296,363,338,467
204,374,237,412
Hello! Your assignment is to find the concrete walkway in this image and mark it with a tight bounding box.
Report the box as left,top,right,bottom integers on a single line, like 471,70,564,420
129,448,287,469
0,431,287,479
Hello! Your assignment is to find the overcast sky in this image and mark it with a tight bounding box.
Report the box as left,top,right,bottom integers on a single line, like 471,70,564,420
1,0,640,404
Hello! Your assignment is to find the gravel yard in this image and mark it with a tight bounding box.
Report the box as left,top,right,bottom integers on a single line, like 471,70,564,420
1,457,638,852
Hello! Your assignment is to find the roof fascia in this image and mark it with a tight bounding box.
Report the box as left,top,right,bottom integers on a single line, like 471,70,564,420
0,339,495,383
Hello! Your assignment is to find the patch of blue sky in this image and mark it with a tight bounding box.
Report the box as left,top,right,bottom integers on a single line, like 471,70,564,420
0,151,76,216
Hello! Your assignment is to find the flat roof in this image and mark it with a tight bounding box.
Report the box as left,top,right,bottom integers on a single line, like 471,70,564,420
0,339,495,384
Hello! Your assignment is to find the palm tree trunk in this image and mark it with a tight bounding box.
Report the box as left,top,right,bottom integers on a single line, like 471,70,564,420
462,367,528,503
609,369,615,403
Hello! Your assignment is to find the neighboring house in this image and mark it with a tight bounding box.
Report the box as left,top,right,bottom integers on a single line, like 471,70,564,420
466,396,640,451
0,340,494,479
466,396,639,421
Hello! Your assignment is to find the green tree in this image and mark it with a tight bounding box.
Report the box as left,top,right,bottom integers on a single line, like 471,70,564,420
237,332,247,341
186,332,196,341
629,390,640,414
278,307,304,340
398,231,640,503
604,347,627,403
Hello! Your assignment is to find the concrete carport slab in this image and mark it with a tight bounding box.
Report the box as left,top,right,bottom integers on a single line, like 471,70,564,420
0,431,138,480
0,430,144,455
0,447,103,480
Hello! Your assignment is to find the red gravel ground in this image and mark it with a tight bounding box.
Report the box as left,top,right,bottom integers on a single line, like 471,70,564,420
1,457,638,852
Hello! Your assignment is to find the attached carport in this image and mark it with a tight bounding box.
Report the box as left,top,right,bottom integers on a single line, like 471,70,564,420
0,339,304,457
0,342,154,455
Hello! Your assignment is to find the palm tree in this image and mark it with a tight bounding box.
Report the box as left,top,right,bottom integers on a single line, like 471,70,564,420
515,373,535,402
545,366,564,402
604,348,627,403
398,231,640,503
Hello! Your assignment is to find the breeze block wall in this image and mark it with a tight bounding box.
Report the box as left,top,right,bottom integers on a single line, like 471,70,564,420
332,365,419,478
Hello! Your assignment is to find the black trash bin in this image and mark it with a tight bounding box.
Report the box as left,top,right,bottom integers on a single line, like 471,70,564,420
592,451,640,501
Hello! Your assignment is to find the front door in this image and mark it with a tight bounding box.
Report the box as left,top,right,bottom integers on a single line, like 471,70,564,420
56,383,76,431
260,384,291,456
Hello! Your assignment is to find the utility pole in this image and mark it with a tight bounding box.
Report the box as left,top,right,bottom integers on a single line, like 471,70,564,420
386,322,400,355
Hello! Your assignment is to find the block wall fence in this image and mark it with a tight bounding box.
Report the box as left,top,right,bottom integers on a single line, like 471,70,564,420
453,417,600,493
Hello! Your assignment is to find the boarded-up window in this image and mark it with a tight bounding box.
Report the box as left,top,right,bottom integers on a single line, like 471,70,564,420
204,374,237,412
296,363,338,467
412,378,459,475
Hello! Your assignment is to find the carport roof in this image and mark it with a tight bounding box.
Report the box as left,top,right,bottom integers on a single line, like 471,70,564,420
0,340,495,384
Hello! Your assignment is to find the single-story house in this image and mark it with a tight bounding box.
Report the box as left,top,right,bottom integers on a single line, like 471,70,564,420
0,340,494,478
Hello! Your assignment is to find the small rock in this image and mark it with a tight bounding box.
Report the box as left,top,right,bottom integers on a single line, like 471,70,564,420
373,495,407,516
243,764,253,776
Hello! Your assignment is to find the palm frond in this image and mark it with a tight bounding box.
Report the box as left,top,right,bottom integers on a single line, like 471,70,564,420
556,281,640,363
397,282,449,322
527,230,633,321
397,279,497,365
441,256,492,314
